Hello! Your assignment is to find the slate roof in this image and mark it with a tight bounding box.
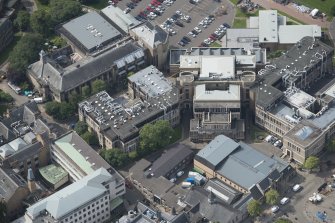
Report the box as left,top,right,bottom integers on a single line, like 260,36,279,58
131,22,168,48
0,168,27,202
29,42,144,93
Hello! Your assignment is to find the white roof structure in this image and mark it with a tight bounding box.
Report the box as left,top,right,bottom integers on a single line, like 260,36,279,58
278,25,321,44
194,84,240,102
200,56,235,79
259,10,278,43
26,168,112,220
101,6,140,33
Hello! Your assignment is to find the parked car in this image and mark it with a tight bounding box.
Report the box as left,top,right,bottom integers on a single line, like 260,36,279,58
175,21,184,27
170,178,177,183
177,171,184,177
293,184,302,192
271,205,279,213
280,197,289,205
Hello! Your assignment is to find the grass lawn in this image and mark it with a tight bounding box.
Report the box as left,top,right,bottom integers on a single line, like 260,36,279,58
235,8,260,18
229,0,240,5
0,104,8,116
210,42,222,47
84,0,108,10
0,33,22,65
277,11,305,24
293,0,335,19
233,18,246,28
250,124,268,143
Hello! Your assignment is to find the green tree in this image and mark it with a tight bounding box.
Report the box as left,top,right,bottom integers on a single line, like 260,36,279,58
79,0,99,4
331,5,335,16
100,148,129,168
49,0,82,25
326,139,335,153
50,36,67,48
30,10,52,37
68,92,83,109
128,150,138,160
81,131,99,146
275,218,293,223
247,200,261,217
19,82,30,91
0,91,13,103
127,72,135,77
14,10,30,31
45,101,60,116
304,156,320,170
139,120,174,155
265,189,279,205
82,85,91,98
58,102,76,120
92,79,107,94
74,121,88,135
8,33,44,76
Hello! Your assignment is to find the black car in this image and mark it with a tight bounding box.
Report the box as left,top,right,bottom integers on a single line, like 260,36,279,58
223,23,231,28
153,10,161,15
183,36,191,42
189,0,196,4
191,30,198,35
175,21,184,27
171,14,179,20
180,38,189,44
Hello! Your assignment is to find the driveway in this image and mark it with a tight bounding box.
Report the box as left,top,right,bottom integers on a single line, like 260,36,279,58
0,79,29,106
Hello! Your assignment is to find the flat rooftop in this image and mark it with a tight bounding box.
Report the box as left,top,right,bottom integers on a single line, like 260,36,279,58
131,22,168,48
79,89,179,141
62,12,122,53
101,6,140,33
39,164,68,186
128,65,173,98
223,28,259,49
200,56,235,79
278,25,321,44
258,10,278,43
194,84,240,102
283,87,316,109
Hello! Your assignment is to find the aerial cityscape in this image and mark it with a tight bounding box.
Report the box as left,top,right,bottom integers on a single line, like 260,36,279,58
0,0,335,222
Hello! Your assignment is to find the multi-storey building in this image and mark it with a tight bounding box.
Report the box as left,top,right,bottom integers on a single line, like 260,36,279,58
78,65,179,152
190,84,244,142
194,135,293,198
28,11,147,102
251,36,334,163
25,168,118,223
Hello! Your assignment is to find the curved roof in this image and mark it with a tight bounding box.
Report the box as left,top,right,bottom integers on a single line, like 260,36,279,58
39,164,68,185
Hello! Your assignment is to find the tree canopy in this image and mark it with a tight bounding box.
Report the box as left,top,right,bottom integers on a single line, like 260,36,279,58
0,91,13,103
49,0,82,25
44,101,76,121
100,148,129,168
14,11,30,32
247,200,261,217
81,131,99,146
8,33,44,82
326,139,335,153
139,120,174,155
74,121,88,135
265,189,279,205
92,79,107,94
304,156,320,170
0,200,7,223
30,10,52,37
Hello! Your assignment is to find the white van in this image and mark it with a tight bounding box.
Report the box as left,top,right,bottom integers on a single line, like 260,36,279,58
293,184,301,192
280,197,289,205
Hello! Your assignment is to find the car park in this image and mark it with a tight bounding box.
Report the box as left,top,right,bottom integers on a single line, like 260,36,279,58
223,23,231,28
271,205,279,213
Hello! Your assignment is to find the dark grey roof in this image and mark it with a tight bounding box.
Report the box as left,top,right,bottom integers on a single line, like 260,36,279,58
0,168,27,202
253,36,334,109
249,185,263,200
61,12,122,53
258,178,270,191
195,135,239,170
29,42,145,93
150,144,193,177
184,187,241,223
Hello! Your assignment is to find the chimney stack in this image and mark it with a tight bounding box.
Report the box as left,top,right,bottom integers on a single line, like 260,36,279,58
27,168,36,193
